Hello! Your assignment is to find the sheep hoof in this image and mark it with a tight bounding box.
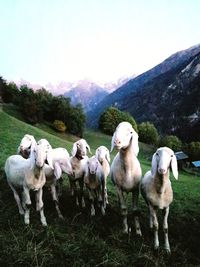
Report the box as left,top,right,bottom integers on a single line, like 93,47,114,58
59,214,64,220
101,207,105,216
164,247,171,255
42,220,47,227
24,218,30,225
136,228,142,236
19,209,25,215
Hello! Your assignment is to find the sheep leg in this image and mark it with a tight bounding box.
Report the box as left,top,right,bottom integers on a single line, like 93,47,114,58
132,190,142,236
115,186,128,233
69,179,74,196
50,184,63,219
78,179,85,208
35,188,47,226
163,207,170,253
149,205,159,250
9,184,24,215
88,189,95,216
101,179,106,210
97,188,105,216
56,177,63,197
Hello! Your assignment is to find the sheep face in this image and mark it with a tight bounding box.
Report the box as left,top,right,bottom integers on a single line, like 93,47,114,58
34,140,54,169
71,139,91,158
111,122,139,155
151,147,178,179
96,146,110,163
19,134,35,158
88,157,98,175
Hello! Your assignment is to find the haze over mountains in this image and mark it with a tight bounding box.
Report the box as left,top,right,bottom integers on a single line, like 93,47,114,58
87,44,200,141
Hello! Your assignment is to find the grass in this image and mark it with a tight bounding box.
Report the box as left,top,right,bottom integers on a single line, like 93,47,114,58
0,108,200,266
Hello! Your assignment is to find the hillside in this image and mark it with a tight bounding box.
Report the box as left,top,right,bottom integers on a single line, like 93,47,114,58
87,44,200,141
0,109,200,266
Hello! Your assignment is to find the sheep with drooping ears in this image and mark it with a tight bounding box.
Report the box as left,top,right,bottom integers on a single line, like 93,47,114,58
5,138,53,226
37,139,73,219
68,138,91,207
95,146,110,207
84,155,105,216
110,121,142,235
140,146,178,253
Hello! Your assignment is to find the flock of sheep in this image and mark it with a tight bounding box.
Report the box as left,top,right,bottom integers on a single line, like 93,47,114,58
4,121,178,253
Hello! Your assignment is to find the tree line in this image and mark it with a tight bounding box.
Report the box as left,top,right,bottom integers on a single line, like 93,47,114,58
99,107,200,161
0,77,85,136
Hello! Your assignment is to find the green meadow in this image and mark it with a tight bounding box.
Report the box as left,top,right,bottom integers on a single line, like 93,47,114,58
0,107,200,267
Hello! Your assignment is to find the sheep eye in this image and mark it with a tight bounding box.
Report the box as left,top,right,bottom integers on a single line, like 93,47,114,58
171,155,173,158
28,145,31,149
156,152,159,156
130,131,133,134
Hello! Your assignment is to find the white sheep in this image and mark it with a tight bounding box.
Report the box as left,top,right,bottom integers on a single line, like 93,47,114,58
68,139,91,207
17,134,36,158
84,156,105,216
110,122,142,235
5,138,53,226
95,146,110,207
44,147,73,219
140,147,178,253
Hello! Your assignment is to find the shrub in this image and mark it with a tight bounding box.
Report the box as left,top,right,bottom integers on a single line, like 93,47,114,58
53,120,66,132
159,135,182,151
138,122,158,145
99,107,137,135
184,142,200,161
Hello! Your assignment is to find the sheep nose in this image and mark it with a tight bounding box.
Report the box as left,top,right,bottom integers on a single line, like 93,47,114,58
158,168,166,174
20,145,24,150
114,139,121,145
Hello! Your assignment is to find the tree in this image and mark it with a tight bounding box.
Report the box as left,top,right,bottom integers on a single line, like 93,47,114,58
184,142,200,161
159,135,182,151
138,122,158,145
99,107,137,135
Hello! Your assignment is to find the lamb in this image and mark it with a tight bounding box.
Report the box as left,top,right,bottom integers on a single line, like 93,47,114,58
95,146,110,207
5,138,53,226
84,156,105,216
17,134,36,158
68,139,91,207
110,121,142,235
140,147,178,253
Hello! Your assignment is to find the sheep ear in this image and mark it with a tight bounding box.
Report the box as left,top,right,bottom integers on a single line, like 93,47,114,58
95,149,99,158
106,151,110,162
110,132,116,152
47,151,54,170
86,143,92,154
54,162,62,179
71,143,77,157
17,146,20,154
151,153,158,177
131,131,139,156
171,155,178,180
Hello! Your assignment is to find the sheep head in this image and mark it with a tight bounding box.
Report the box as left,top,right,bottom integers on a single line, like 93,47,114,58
71,139,91,158
95,146,110,163
87,156,99,175
110,122,139,156
54,150,73,179
151,147,178,179
36,139,54,169
18,134,36,158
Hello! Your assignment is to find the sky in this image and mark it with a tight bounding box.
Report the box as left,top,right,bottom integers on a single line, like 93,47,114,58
0,0,200,86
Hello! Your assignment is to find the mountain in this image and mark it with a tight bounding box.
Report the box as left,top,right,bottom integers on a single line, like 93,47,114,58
64,80,109,112
87,44,200,142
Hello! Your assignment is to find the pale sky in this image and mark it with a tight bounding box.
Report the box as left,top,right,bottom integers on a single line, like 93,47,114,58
0,0,200,85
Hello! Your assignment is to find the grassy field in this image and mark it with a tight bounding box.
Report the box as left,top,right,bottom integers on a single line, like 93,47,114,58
0,108,200,267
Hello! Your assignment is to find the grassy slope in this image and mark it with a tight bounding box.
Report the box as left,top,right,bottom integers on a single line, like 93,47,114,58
0,109,200,266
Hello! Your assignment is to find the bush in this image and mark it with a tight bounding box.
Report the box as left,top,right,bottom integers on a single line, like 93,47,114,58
99,107,137,135
159,135,182,151
184,142,200,161
138,122,158,145
53,120,66,132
